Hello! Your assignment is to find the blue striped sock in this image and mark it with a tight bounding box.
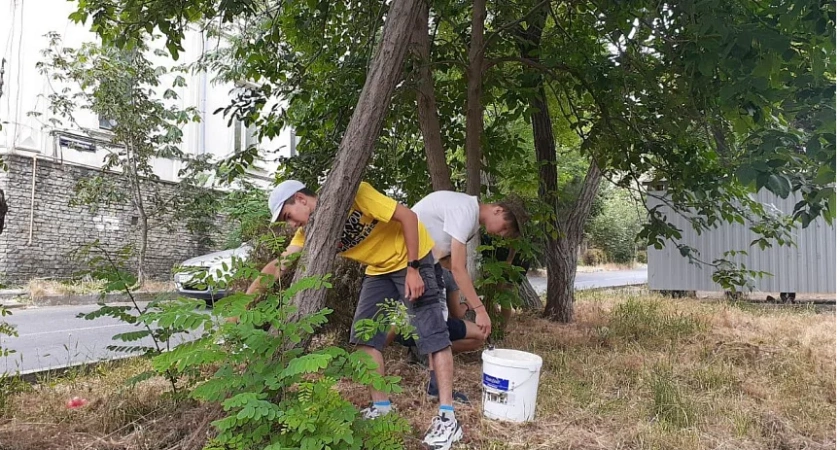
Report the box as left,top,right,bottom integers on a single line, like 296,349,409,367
439,404,455,420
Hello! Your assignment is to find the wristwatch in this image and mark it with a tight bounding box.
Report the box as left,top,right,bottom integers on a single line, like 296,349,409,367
408,259,421,269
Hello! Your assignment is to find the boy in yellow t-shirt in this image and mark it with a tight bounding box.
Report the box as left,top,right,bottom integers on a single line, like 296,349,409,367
244,180,463,450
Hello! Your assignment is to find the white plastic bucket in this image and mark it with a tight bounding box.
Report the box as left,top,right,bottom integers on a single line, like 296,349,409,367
481,348,543,422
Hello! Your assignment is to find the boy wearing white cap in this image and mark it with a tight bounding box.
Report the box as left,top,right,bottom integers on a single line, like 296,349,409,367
244,180,463,450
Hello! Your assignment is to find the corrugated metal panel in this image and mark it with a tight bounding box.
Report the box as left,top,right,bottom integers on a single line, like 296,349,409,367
647,190,836,293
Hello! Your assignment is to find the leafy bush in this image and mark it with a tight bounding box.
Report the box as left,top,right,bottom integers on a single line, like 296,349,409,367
582,248,607,266
476,236,530,340
586,187,644,263
0,305,16,359
80,232,412,449
150,268,412,449
218,185,271,249
636,250,648,264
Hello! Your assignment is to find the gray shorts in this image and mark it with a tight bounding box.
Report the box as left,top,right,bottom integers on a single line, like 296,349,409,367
440,267,459,293
350,252,451,355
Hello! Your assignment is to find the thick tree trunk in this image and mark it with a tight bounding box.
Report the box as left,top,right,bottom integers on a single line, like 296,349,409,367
464,0,486,196
518,4,602,322
288,0,424,321
517,277,543,310
543,237,574,320
411,3,453,192
527,81,568,321
544,160,601,322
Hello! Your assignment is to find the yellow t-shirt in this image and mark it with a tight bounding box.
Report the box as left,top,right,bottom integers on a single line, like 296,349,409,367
289,182,435,276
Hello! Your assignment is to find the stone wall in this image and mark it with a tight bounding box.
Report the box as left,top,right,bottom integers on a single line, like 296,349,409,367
0,153,228,284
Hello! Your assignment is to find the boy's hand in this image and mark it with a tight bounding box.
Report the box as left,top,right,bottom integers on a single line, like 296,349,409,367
475,308,492,338
405,268,425,301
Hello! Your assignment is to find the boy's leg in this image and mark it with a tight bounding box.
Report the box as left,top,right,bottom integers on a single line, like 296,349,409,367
451,319,485,353
385,327,396,347
359,346,388,402
350,274,401,407
391,254,454,409
428,318,477,403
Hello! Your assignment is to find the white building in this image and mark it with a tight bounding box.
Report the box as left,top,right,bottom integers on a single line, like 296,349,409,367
0,0,296,282
1,0,294,185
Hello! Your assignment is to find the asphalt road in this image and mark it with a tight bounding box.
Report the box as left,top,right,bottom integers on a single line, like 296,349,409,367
527,267,648,295
0,303,200,374
1,268,648,374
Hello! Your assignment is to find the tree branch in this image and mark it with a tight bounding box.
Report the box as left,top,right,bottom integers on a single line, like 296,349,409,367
482,0,552,53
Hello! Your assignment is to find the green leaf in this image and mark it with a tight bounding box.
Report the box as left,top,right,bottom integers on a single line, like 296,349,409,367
112,329,151,342
735,166,757,186
766,174,791,198
815,166,834,185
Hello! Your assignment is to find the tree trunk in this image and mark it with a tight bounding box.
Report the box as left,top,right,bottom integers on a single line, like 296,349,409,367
137,210,148,286
288,0,424,321
127,147,148,286
544,161,601,321
517,277,542,310
517,4,602,322
464,0,486,196
411,3,453,192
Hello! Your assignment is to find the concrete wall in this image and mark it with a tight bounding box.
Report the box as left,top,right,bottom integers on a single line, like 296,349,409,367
0,153,227,283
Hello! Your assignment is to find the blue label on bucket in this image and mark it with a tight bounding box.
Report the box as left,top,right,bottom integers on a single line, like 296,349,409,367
483,373,510,391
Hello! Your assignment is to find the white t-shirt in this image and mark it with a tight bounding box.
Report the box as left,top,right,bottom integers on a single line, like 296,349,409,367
412,191,480,262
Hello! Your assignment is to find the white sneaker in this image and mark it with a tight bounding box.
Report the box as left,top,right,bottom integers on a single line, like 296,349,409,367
423,414,463,449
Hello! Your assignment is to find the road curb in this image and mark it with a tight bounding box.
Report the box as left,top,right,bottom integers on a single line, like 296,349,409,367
581,283,647,291
1,299,26,310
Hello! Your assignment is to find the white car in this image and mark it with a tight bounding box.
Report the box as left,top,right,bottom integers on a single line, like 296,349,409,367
173,244,253,302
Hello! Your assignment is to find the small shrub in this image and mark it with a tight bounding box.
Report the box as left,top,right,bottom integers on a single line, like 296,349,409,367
636,250,647,264
0,305,23,412
476,256,525,340
585,187,644,263
150,266,412,450
582,248,608,266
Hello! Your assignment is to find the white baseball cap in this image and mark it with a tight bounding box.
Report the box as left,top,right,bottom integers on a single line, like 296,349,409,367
269,180,306,223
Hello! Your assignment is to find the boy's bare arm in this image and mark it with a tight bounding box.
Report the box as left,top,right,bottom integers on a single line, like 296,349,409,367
450,240,491,337
245,245,303,296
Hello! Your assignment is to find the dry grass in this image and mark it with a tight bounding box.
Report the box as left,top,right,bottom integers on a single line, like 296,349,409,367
26,279,107,301
379,289,835,449
0,359,218,450
136,281,176,293
0,289,833,449
25,279,174,301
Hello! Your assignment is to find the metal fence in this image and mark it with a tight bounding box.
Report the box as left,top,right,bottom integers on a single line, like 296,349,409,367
647,189,836,294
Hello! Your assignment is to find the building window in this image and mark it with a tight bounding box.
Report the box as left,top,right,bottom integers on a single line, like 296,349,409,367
99,115,117,131
58,135,97,152
234,120,259,153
